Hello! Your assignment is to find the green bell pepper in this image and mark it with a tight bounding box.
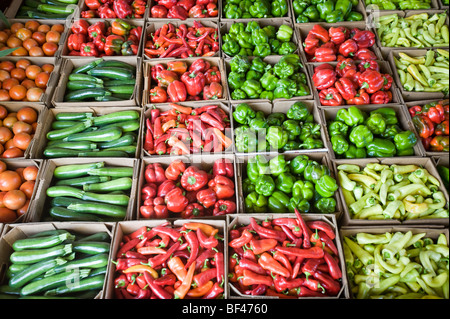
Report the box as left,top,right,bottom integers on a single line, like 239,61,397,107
271,0,288,17
283,120,301,139
331,134,349,155
230,55,251,74
225,4,243,19
237,32,253,49
247,154,270,183
246,70,263,81
233,103,256,124
292,179,315,201
249,115,268,132
315,175,338,198
287,102,311,121
293,0,310,16
239,48,253,56
255,175,276,197
252,29,269,45
250,57,270,73
299,122,321,141
223,39,240,56
282,140,301,151
304,161,330,183
266,113,286,126
253,43,271,57
260,70,279,91
269,38,282,53
381,124,402,140
231,89,248,100
275,172,297,194
228,71,246,90
242,79,263,99
328,120,349,137
295,83,310,97
269,154,289,176
260,91,274,100
296,15,310,23
245,21,261,34
245,191,268,213
263,25,276,39
344,145,367,159
396,148,414,156
249,1,270,18
276,25,293,42
273,61,294,79
229,22,245,36
289,155,310,175
235,127,258,153
300,137,324,149
268,190,290,213
393,131,417,151
303,5,320,21
317,0,334,20
335,0,352,18
314,197,336,214
336,106,365,127
347,11,363,21
349,125,374,148
278,42,297,55
325,10,344,23
366,138,396,157
366,113,387,135
274,79,296,99
370,108,398,125
242,178,255,195
288,196,311,213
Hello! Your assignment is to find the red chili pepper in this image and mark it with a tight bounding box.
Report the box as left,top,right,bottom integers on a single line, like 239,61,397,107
148,241,180,268
202,282,224,299
116,237,140,257
250,238,278,255
306,221,336,240
250,217,286,242
144,271,173,299
183,229,199,269
239,258,266,275
214,251,225,285
313,270,340,296
273,275,304,292
242,269,273,287
228,229,253,249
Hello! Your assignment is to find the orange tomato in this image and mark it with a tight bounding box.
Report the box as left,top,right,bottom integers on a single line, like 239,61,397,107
12,132,31,150
16,28,32,41
4,139,15,150
0,105,7,119
26,87,44,102
35,72,49,89
0,160,6,172
12,121,33,135
22,38,38,51
0,31,8,43
41,64,54,73
51,24,64,33
2,78,19,91
0,126,13,143
28,46,44,57
10,23,25,34
0,61,14,72
0,170,22,191
31,31,46,45
25,21,40,32
2,116,17,129
6,35,22,48
0,207,16,223
25,65,41,80
11,46,28,56
20,180,35,199
0,70,10,82
10,68,26,81
1,147,24,158
42,42,58,56
0,89,10,101
22,165,38,181
3,189,26,210
37,24,50,33
21,79,36,90
15,59,31,70
45,31,61,43
17,107,38,124
8,84,27,101
16,199,30,217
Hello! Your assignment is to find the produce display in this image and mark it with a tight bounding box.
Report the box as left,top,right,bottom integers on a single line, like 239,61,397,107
337,162,449,220
303,24,378,62
222,22,296,57
144,22,219,59
150,0,219,19
233,102,324,152
63,59,137,102
15,0,78,19
394,49,449,94
148,58,224,102
143,103,232,155
328,106,419,157
0,20,64,57
0,105,38,158
82,0,147,19
229,213,342,297
408,99,449,152
343,231,449,299
2,229,109,298
0,59,53,102
243,154,338,214
67,19,142,57
45,161,133,221
364,0,433,10
222,0,289,19
293,0,363,23
227,54,310,100
140,158,236,218
376,13,449,48
0,160,38,223
112,221,225,299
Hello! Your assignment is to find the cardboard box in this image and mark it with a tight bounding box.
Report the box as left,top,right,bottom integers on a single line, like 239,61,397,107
339,226,448,299
0,102,47,159
404,99,449,158
29,157,140,223
235,151,344,220
61,19,145,59
141,101,234,157
137,154,238,220
219,18,298,59
0,158,44,224
0,221,116,299
227,213,349,299
387,48,449,102
320,104,424,159
143,20,220,60
142,57,229,105
103,218,228,299
224,55,314,104
147,0,220,22
4,0,84,19
51,56,142,107
32,106,144,159
332,157,449,227
78,0,149,20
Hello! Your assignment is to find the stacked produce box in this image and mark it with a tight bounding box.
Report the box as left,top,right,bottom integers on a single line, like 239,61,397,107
0,0,448,302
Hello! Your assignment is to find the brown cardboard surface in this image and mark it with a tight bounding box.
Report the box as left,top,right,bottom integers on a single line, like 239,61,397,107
320,104,424,159
332,157,449,227
29,157,140,223
137,154,238,220
141,101,234,157
0,221,116,299
142,57,228,104
32,106,144,159
52,56,142,107
103,218,228,299
226,213,349,299
387,48,449,102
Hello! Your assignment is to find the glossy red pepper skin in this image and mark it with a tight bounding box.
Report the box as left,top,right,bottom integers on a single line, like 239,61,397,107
104,35,125,55
203,82,223,100
338,39,358,57
67,33,86,51
304,33,320,56
358,69,384,93
196,188,217,208
354,48,378,60
88,21,106,38
208,175,234,199
167,5,189,19
71,19,89,35
164,187,189,213
132,0,147,15
167,80,187,102
180,70,206,96
312,67,336,90
309,24,330,43
335,77,356,101
346,88,370,105
113,0,133,19
98,4,116,18
430,135,449,151
352,29,376,48
213,199,236,216
319,87,343,106
358,60,380,73
336,58,356,77
329,26,349,45
151,5,168,18
412,114,435,139
370,90,392,104
80,42,98,56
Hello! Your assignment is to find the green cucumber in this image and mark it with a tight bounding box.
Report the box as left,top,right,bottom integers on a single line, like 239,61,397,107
77,150,129,157
49,207,104,222
12,232,75,251
10,244,72,265
104,145,137,156
82,192,130,206
67,203,127,218
65,126,123,142
98,134,135,149
106,85,135,95
44,274,105,296
55,112,94,121
48,140,97,151
64,88,111,101
54,162,104,179
46,119,93,141
104,79,136,87
82,177,133,192
92,110,140,126
72,241,111,255
87,167,134,178
87,66,134,80
51,121,82,130
77,232,110,242
46,186,85,198
101,120,140,132
67,81,103,91
55,176,110,187
68,74,102,84
96,60,136,71
37,4,74,13
47,254,109,276
72,58,104,74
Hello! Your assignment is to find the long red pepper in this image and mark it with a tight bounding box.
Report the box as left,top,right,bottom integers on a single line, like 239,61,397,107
323,251,342,280
183,230,199,269
306,221,336,240
116,238,140,258
275,246,325,259
193,268,216,287
202,282,224,299
294,209,312,248
250,217,286,242
196,228,218,249
239,258,266,275
144,272,173,299
214,252,225,285
242,269,273,287
148,242,180,268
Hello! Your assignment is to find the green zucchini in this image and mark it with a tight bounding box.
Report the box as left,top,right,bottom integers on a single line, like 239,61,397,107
65,126,123,142
103,145,137,156
50,196,88,207
98,134,135,149
44,147,86,158
104,79,136,87
106,85,135,95
82,177,133,192
87,66,134,80
47,254,109,275
44,274,105,296
46,186,85,198
54,162,104,179
87,167,134,178
12,232,75,251
48,140,98,151
96,60,136,71
72,58,104,74
77,150,129,157
49,207,104,222
67,203,127,218
82,192,130,206
89,267,107,277
51,120,82,130
55,176,110,187
101,120,140,132
0,285,22,295
95,96,124,102
68,74,103,84
112,93,132,100
67,81,103,91
72,241,111,255
46,119,93,141
36,4,74,13
10,244,72,265
8,263,28,274
64,88,111,101
29,230,69,238
92,110,140,126
26,10,69,19
24,0,39,8
77,232,110,243
55,112,94,121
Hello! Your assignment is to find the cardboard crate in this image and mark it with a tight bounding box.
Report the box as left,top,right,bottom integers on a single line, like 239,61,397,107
438,0,449,9
78,0,149,20
219,18,298,59
404,99,449,158
227,213,349,299
339,226,448,299
51,56,142,107
147,0,220,22
137,154,238,220
387,48,449,102
0,102,47,159
235,151,344,220
32,106,144,159
61,19,145,59
332,157,449,227
141,101,234,157
103,218,228,299
0,158,44,224
142,57,229,104
224,55,314,104
29,157,140,223
320,104,424,160
4,0,84,19
0,221,116,299
230,100,328,155
308,61,402,108
0,56,61,105
143,20,220,60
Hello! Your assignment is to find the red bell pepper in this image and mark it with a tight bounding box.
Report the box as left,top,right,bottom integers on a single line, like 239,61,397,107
213,199,236,216
338,39,358,57
430,136,449,152
212,158,233,177
205,67,221,84
346,88,370,105
336,58,356,77
98,4,116,18
354,48,377,60
181,70,206,96
167,5,189,20
151,5,168,18
312,66,336,90
85,0,102,10
334,77,356,101
157,70,179,87
113,0,133,18
180,166,208,191
412,114,435,139
314,47,336,62
164,187,189,213
196,188,217,208
328,26,349,45
93,34,106,52
352,29,375,48
164,160,186,180
132,0,147,15
358,60,380,73
104,35,125,55
424,104,446,124
208,175,235,199
177,0,195,11
309,24,330,43
189,4,207,18
409,105,423,117
149,86,167,103
67,33,86,51
159,0,177,9
206,2,218,16
167,80,187,102
145,163,166,185
181,203,204,219
111,19,131,36
358,69,384,93
319,87,343,106
81,10,96,18
303,33,320,56
435,120,449,136
71,19,89,35
80,42,98,56
370,90,392,104
88,21,106,39
203,82,223,100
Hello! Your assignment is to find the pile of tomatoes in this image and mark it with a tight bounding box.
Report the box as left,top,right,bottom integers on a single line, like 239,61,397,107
0,21,64,57
0,159,38,223
0,105,38,158
0,59,54,102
